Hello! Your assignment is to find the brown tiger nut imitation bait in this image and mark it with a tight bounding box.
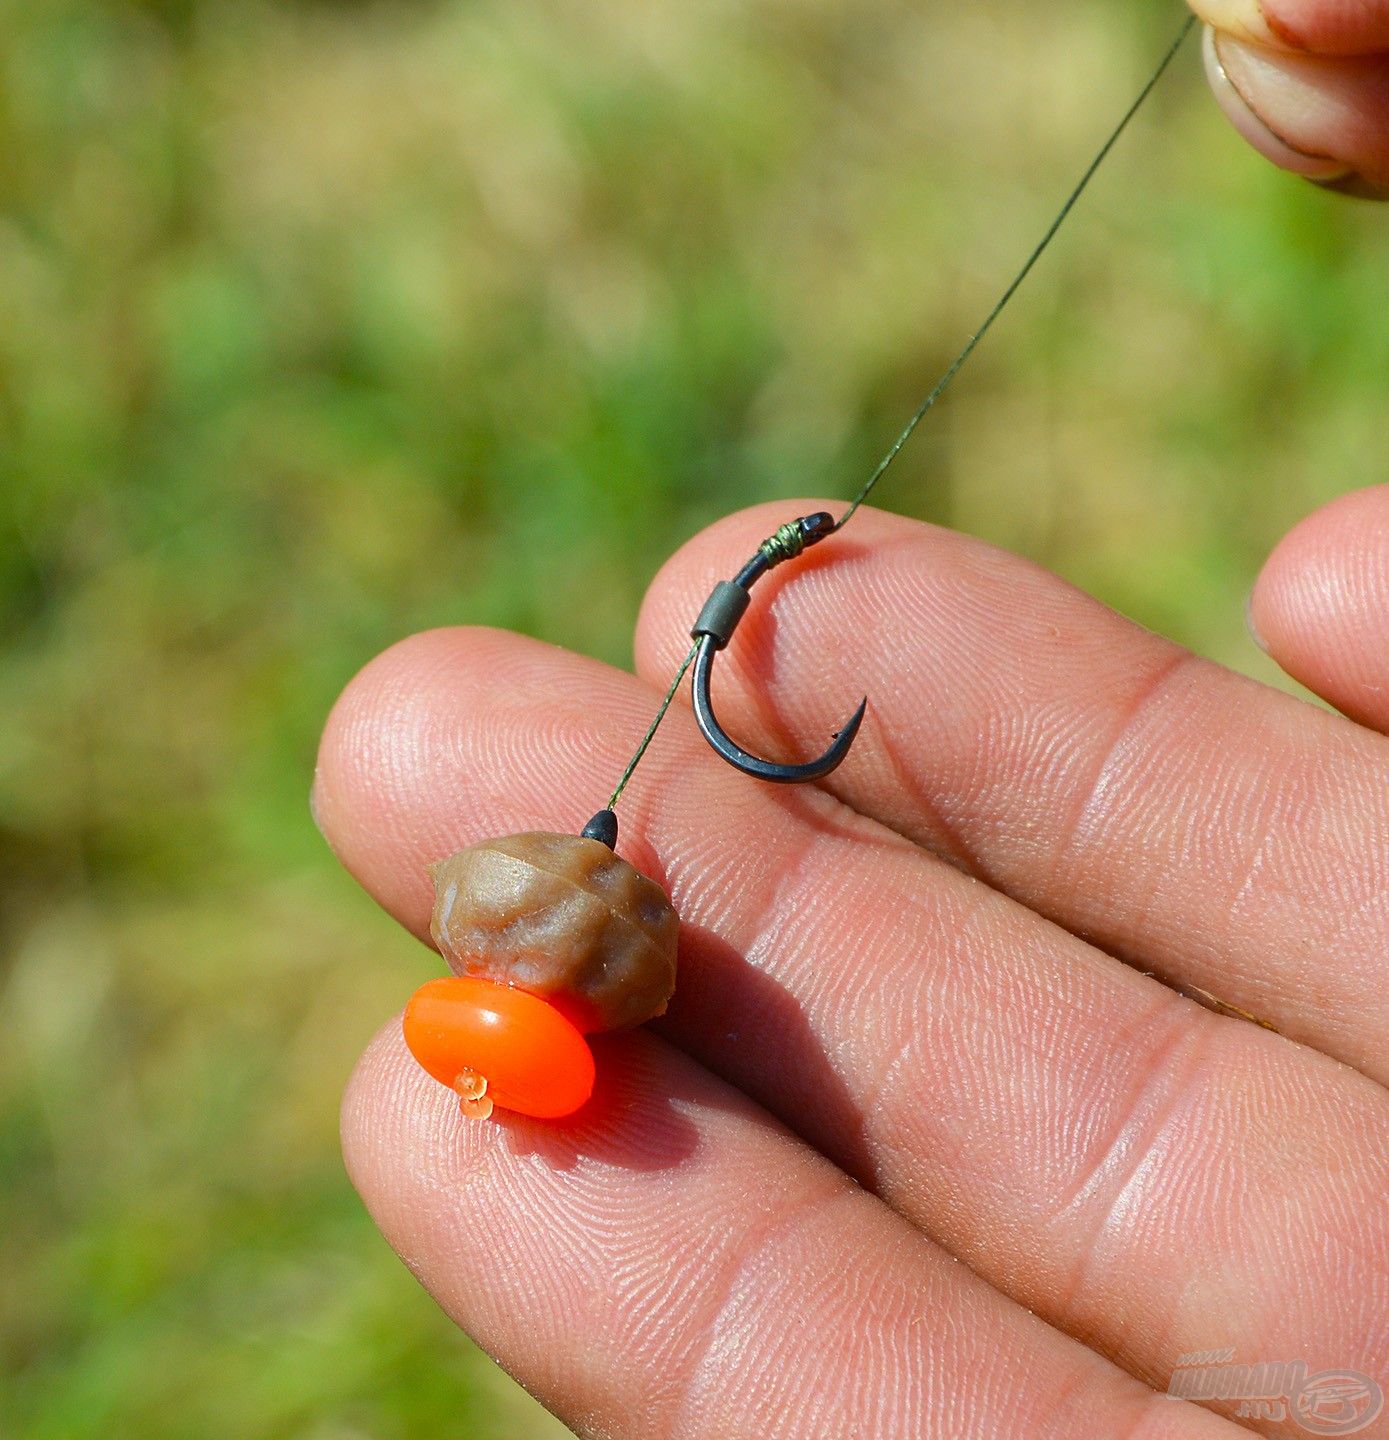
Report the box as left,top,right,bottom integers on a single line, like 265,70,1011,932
401,824,678,1122
429,831,679,1033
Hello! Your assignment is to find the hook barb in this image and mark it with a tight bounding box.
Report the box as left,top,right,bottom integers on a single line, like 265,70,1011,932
688,512,867,784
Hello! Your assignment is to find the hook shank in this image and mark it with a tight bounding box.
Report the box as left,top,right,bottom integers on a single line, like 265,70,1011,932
689,512,867,784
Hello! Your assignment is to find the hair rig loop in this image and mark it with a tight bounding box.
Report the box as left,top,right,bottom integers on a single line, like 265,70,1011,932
690,511,867,784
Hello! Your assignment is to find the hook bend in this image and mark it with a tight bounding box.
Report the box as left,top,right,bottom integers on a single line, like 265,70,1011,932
689,512,867,784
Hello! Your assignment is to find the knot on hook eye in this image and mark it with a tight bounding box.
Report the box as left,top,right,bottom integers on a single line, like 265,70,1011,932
688,512,866,785
758,511,835,567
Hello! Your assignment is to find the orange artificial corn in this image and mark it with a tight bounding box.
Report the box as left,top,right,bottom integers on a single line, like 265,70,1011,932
403,975,595,1121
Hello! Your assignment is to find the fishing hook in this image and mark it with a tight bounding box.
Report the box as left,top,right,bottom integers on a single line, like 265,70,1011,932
689,511,867,783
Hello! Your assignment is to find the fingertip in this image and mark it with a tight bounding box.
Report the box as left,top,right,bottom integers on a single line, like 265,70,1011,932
1251,484,1389,730
316,626,525,786
1201,27,1389,190
341,1017,430,1201
314,627,482,937
1202,26,1356,181
339,1017,509,1292
314,625,624,935
314,626,504,852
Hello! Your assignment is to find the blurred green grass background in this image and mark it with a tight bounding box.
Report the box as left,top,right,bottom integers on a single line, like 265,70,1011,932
1,0,1384,1435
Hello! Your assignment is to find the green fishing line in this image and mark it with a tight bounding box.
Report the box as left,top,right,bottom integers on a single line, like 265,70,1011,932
608,13,1199,813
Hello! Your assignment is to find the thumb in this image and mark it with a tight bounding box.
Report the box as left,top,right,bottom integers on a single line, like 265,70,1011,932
1190,3,1389,195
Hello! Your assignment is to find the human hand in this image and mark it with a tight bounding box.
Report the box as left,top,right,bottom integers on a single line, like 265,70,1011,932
316,487,1389,1439
1192,0,1389,193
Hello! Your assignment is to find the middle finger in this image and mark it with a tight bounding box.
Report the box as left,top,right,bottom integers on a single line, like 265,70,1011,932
637,502,1389,1087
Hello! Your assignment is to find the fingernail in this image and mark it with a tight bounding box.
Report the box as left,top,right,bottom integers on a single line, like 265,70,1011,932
1245,589,1269,654
1203,27,1353,182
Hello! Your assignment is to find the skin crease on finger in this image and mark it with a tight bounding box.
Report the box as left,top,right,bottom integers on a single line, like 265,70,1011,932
315,622,1389,1435
342,1022,1248,1440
